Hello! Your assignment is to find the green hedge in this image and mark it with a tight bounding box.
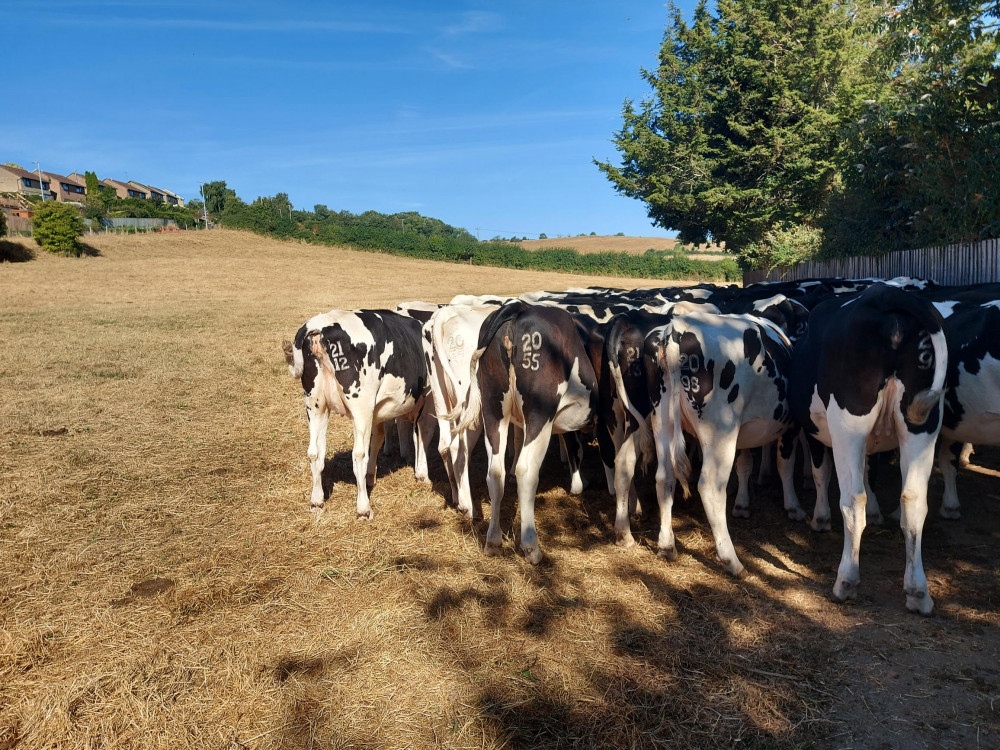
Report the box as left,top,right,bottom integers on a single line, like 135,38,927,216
219,202,740,281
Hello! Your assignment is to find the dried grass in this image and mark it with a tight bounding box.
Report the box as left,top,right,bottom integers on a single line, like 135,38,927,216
1,230,999,749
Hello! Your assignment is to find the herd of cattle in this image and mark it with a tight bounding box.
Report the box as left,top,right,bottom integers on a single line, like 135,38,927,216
282,276,1000,615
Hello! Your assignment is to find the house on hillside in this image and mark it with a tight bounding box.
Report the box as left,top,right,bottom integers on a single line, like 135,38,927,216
102,178,147,200
129,181,164,202
44,172,87,204
156,187,183,207
0,164,55,201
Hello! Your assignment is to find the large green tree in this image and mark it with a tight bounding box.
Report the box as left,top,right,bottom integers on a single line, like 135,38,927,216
201,180,237,216
596,0,873,260
825,0,1000,253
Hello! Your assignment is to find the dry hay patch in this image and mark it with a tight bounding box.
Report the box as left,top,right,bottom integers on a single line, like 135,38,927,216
1,230,999,749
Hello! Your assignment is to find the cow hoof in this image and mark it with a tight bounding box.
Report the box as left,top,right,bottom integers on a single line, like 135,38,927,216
786,508,806,522
905,589,935,616
483,541,503,557
569,478,585,495
456,504,475,520
615,532,636,549
732,507,751,519
657,546,677,561
811,516,831,532
720,560,747,579
867,511,884,526
310,499,325,509
831,577,859,603
523,546,543,565
356,510,374,521
939,506,961,521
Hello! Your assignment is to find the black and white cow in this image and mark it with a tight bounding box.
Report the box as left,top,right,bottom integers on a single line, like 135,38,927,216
789,283,948,614
609,309,797,575
450,302,598,563
284,309,432,520
919,283,1000,519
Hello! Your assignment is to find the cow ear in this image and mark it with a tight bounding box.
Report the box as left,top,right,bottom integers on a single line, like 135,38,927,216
282,339,294,366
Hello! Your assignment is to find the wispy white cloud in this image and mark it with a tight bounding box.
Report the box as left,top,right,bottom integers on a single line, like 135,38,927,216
204,55,404,72
442,11,504,36
47,16,411,34
424,48,474,70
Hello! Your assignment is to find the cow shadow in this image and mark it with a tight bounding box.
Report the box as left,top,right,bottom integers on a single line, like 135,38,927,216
0,240,33,263
318,448,416,500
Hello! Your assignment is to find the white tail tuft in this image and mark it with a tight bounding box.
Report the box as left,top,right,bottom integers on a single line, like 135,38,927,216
659,334,691,498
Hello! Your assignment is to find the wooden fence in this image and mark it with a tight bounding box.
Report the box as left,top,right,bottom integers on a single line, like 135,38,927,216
743,238,1000,287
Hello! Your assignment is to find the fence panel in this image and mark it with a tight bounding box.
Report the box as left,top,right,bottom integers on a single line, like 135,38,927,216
744,238,1000,286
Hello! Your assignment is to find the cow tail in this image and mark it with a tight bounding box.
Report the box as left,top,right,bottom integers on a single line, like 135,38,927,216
604,315,654,466
448,301,525,433
430,310,460,413
907,325,948,426
659,331,691,498
309,331,348,417
874,286,948,426
284,325,307,378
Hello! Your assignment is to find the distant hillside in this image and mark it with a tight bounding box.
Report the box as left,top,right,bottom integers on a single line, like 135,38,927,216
521,235,726,259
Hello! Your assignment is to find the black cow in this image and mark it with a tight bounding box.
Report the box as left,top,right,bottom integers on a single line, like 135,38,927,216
789,283,947,614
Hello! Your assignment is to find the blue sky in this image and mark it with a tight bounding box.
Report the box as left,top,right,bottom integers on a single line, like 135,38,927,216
6,1,698,239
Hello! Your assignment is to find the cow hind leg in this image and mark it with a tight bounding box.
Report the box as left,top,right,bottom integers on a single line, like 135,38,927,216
454,424,482,519
864,456,884,525
757,442,774,485
613,432,641,548
937,440,962,520
654,442,678,560
563,431,587,495
397,418,415,463
807,438,833,532
366,421,385,493
898,432,937,615
829,425,872,603
732,449,753,518
306,405,330,508
483,420,510,557
698,434,745,577
352,415,376,520
777,432,806,521
412,407,436,485
516,422,554,565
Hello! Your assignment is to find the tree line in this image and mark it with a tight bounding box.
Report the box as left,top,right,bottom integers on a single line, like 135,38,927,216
201,181,740,281
596,0,999,271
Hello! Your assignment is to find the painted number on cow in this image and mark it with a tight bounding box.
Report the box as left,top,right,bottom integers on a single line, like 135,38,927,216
447,334,465,353
917,332,933,370
521,331,542,370
679,353,701,393
328,341,350,371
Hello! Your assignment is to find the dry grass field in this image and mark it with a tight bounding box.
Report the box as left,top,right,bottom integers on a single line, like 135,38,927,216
2,230,999,749
520,236,726,260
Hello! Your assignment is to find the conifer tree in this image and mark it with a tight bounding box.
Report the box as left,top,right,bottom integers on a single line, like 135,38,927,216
596,0,871,260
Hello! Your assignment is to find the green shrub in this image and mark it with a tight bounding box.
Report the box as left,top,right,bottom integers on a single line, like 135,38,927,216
0,208,7,237
32,202,85,256
740,224,823,273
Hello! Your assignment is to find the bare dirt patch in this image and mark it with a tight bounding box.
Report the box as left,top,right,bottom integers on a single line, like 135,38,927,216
1,230,997,749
